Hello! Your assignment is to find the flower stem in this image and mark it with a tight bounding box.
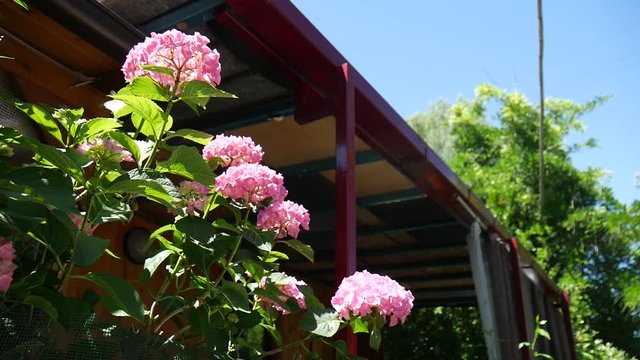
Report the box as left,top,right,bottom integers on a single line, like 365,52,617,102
143,71,181,170
260,335,313,357
212,209,249,287
154,302,193,333
148,255,183,329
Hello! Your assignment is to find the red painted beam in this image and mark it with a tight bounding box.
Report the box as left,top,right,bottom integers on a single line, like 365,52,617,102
509,238,531,360
222,0,343,95
335,62,357,354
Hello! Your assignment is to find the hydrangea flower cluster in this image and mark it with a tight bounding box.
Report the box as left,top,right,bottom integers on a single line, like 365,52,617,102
122,29,221,91
331,270,414,327
260,274,307,315
214,163,287,204
257,201,310,239
177,181,209,215
202,134,263,168
0,237,17,292
208,136,311,238
77,138,134,163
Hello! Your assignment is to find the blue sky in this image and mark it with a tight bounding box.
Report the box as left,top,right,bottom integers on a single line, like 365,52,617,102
291,0,640,204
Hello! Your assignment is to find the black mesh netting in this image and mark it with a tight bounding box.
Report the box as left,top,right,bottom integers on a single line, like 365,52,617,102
0,309,209,360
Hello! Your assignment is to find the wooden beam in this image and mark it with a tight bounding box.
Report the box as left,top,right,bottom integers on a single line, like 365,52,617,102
404,277,474,290
412,289,476,301
139,0,223,34
277,149,380,176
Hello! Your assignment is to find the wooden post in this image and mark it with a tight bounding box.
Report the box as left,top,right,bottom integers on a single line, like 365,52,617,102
335,62,357,354
467,223,500,359
509,238,531,360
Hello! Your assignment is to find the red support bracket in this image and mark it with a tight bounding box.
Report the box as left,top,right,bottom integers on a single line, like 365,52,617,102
509,237,531,360
335,62,357,354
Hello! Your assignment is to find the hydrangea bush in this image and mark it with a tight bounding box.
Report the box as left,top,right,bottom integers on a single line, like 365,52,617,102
0,30,412,358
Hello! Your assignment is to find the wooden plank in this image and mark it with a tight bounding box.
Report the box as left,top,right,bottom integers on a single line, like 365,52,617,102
0,1,118,74
0,36,108,117
467,222,500,360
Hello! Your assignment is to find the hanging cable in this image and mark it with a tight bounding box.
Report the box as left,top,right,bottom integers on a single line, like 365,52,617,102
537,0,545,221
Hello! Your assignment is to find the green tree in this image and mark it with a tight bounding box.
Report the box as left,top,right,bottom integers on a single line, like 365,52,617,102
401,84,639,359
407,99,456,163
384,307,486,360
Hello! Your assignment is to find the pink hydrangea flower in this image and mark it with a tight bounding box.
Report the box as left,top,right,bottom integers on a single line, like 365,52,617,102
214,163,287,204
69,213,95,236
257,201,310,239
260,274,307,314
177,181,210,215
0,237,17,292
202,134,263,168
122,29,221,91
331,270,414,327
77,138,134,163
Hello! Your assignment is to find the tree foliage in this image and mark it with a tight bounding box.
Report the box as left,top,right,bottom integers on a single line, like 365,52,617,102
401,84,639,359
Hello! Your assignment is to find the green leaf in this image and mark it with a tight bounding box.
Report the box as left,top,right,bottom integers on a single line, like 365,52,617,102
252,286,292,313
9,167,76,213
242,227,276,252
75,117,122,142
369,326,382,350
14,102,63,145
237,311,261,330
127,76,169,102
110,94,168,139
19,138,85,183
80,272,145,322
149,224,181,252
164,128,213,145
13,0,29,10
180,80,236,109
23,295,58,320
536,327,551,341
186,308,229,353
298,284,324,310
350,317,369,334
35,210,74,257
72,233,110,266
108,132,141,165
87,193,132,224
141,249,172,284
6,266,49,294
300,309,341,337
105,178,176,209
104,99,132,118
213,218,240,234
175,216,215,242
141,64,174,76
155,145,214,185
221,280,251,313
267,250,288,260
126,169,179,201
280,239,314,262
